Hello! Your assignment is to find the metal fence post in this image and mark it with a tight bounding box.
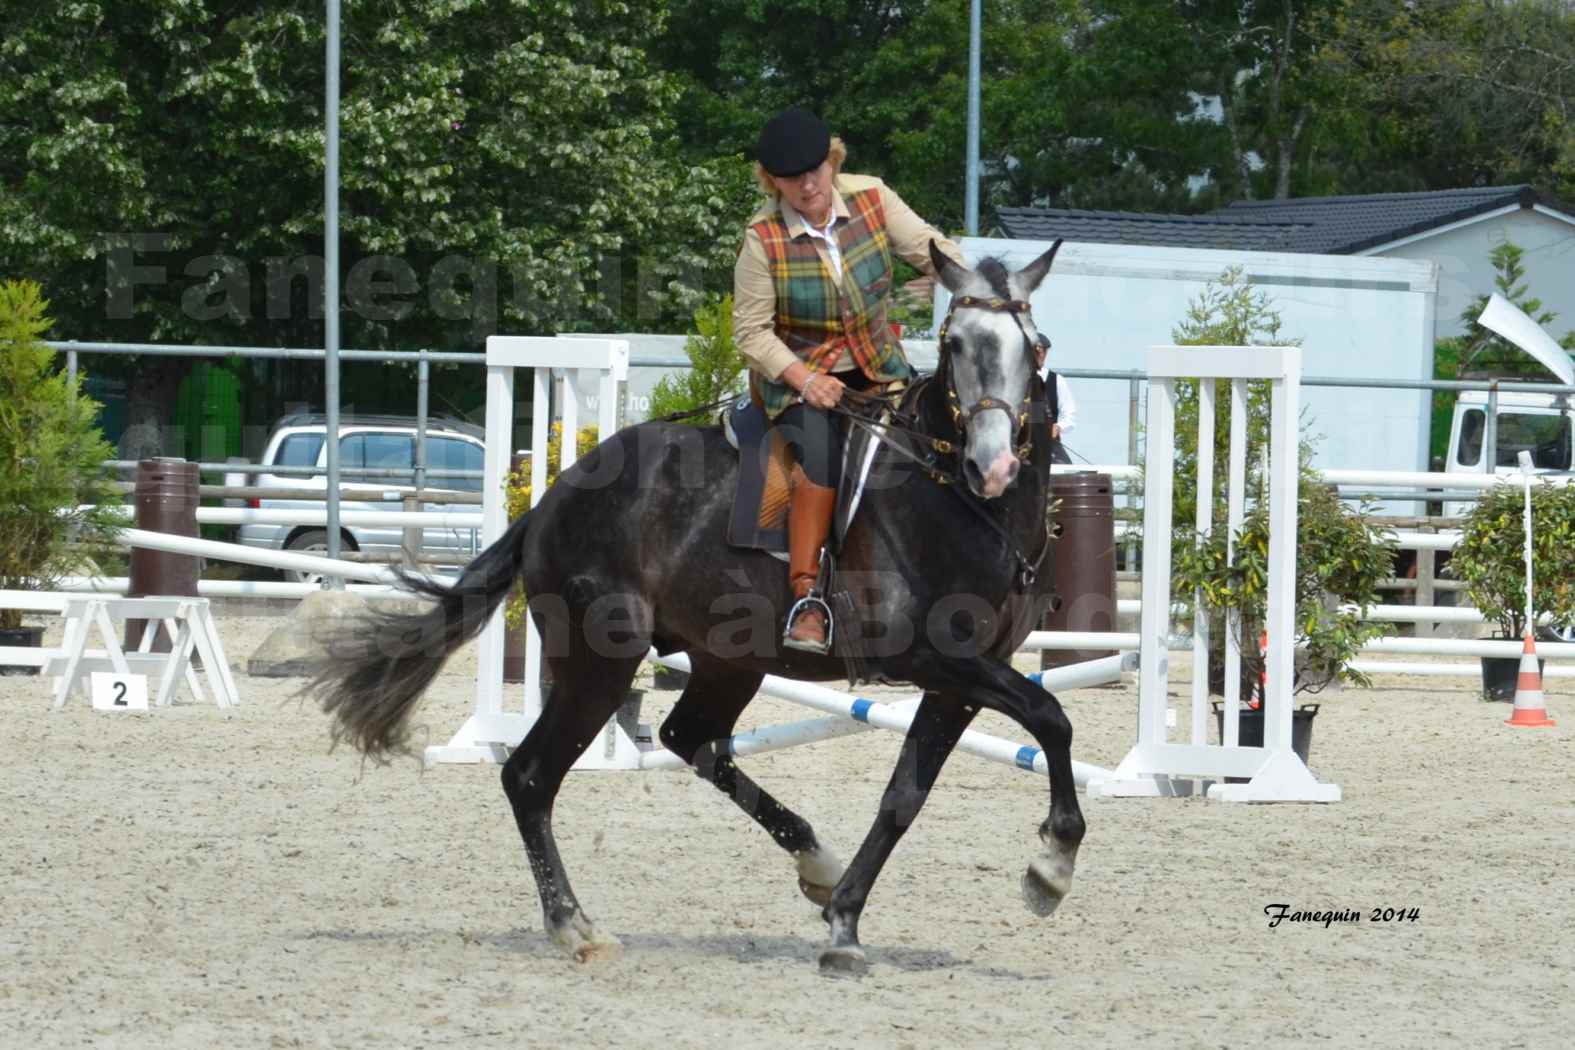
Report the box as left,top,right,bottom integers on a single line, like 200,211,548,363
415,350,430,491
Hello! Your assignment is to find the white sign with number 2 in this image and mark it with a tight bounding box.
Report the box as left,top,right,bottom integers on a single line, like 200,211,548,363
91,672,149,712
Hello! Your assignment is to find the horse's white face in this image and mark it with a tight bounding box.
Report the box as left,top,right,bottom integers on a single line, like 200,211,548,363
930,242,1060,499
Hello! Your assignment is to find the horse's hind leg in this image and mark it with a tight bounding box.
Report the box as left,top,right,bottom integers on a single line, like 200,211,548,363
819,692,976,976
500,650,644,963
658,653,844,906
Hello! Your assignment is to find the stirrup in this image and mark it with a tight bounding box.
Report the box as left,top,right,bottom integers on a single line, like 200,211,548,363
783,592,834,654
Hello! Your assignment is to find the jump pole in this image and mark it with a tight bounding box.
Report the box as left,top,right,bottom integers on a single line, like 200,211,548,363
639,651,1126,788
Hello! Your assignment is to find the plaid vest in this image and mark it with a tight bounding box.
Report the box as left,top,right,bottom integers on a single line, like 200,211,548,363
750,186,914,418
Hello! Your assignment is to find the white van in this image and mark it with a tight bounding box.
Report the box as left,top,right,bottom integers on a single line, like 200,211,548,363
1443,390,1575,516
227,414,486,583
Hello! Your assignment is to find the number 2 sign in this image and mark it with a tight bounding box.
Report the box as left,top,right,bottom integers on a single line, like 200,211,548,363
90,672,149,712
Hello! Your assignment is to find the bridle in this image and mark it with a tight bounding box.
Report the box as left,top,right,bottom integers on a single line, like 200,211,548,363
934,294,1042,463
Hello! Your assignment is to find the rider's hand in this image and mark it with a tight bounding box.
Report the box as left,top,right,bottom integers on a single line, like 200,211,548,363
801,373,845,410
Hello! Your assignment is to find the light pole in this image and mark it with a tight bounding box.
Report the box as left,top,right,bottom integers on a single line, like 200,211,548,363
323,0,343,587
965,0,982,236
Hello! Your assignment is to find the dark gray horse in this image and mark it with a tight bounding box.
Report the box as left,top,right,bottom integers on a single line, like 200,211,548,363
308,242,1084,976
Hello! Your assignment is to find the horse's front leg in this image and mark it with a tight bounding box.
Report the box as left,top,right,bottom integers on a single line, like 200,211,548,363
819,692,976,977
913,652,1086,917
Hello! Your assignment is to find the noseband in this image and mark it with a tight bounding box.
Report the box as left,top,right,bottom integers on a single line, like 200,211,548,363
934,294,1042,461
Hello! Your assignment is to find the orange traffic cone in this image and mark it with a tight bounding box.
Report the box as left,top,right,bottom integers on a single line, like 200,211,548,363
1506,631,1556,728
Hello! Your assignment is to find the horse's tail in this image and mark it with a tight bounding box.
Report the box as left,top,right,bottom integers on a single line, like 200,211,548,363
309,510,533,761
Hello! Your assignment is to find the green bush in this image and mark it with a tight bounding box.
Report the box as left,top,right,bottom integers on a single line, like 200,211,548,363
1452,481,1575,639
646,295,745,423
1166,267,1396,695
0,280,124,628
1174,476,1396,695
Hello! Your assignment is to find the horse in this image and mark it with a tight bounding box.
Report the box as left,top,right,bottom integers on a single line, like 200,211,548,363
307,240,1085,976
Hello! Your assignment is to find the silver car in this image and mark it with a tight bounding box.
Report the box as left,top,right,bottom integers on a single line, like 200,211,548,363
227,414,486,584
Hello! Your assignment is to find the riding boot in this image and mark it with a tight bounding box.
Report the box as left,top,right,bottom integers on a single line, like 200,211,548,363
784,474,837,654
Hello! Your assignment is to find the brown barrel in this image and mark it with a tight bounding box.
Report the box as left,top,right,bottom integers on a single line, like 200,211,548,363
125,458,201,652
1040,472,1117,670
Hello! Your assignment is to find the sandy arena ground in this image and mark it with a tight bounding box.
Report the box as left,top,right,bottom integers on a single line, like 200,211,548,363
3,602,1572,1050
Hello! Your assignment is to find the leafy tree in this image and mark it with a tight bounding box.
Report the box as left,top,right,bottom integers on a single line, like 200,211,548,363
0,281,123,629
1314,0,1575,198
0,1,749,455
1453,242,1575,378
1168,267,1287,530
655,0,1086,230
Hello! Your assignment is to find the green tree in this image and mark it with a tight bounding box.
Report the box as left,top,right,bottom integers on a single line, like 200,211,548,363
0,1,749,453
1314,0,1575,198
1168,267,1287,530
0,280,123,628
655,0,1086,230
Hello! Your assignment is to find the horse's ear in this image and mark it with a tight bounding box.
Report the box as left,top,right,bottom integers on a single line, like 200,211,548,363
929,240,970,294
1015,238,1063,294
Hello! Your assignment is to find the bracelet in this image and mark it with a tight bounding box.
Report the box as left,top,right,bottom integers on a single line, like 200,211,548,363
801,374,818,401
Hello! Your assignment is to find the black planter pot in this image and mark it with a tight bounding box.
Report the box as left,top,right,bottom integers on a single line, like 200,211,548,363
1212,701,1320,783
0,624,45,676
1479,654,1542,703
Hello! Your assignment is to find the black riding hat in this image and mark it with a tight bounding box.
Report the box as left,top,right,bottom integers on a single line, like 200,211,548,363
756,107,831,177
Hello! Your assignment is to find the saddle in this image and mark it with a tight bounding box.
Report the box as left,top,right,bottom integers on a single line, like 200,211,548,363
721,394,896,684
721,397,888,558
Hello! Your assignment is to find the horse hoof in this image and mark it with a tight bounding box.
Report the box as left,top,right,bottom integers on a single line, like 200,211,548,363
818,944,868,978
571,937,624,964
795,847,844,907
550,912,624,964
1021,855,1074,918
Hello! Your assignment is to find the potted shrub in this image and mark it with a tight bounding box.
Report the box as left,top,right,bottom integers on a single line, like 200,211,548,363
0,280,124,672
1164,268,1395,762
1450,480,1575,700
1174,474,1397,762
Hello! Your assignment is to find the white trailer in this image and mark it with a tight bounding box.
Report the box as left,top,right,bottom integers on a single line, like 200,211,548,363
933,239,1440,481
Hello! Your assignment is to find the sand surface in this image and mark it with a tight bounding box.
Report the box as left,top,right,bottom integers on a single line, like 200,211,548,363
3,604,1572,1050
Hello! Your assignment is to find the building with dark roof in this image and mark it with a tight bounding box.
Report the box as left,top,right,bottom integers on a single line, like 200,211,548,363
996,186,1575,340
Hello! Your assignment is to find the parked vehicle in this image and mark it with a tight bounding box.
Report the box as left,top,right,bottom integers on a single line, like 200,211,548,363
1443,390,1574,516
224,413,485,584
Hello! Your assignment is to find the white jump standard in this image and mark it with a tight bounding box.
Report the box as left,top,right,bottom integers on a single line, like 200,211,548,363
1087,345,1341,803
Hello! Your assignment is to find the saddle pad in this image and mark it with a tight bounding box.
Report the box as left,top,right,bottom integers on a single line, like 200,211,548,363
725,394,893,556
726,399,794,553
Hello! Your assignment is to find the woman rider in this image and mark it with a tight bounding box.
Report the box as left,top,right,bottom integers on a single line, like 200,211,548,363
733,107,964,654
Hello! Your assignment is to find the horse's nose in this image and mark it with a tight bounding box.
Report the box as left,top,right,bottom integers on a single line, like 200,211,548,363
967,450,1020,498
